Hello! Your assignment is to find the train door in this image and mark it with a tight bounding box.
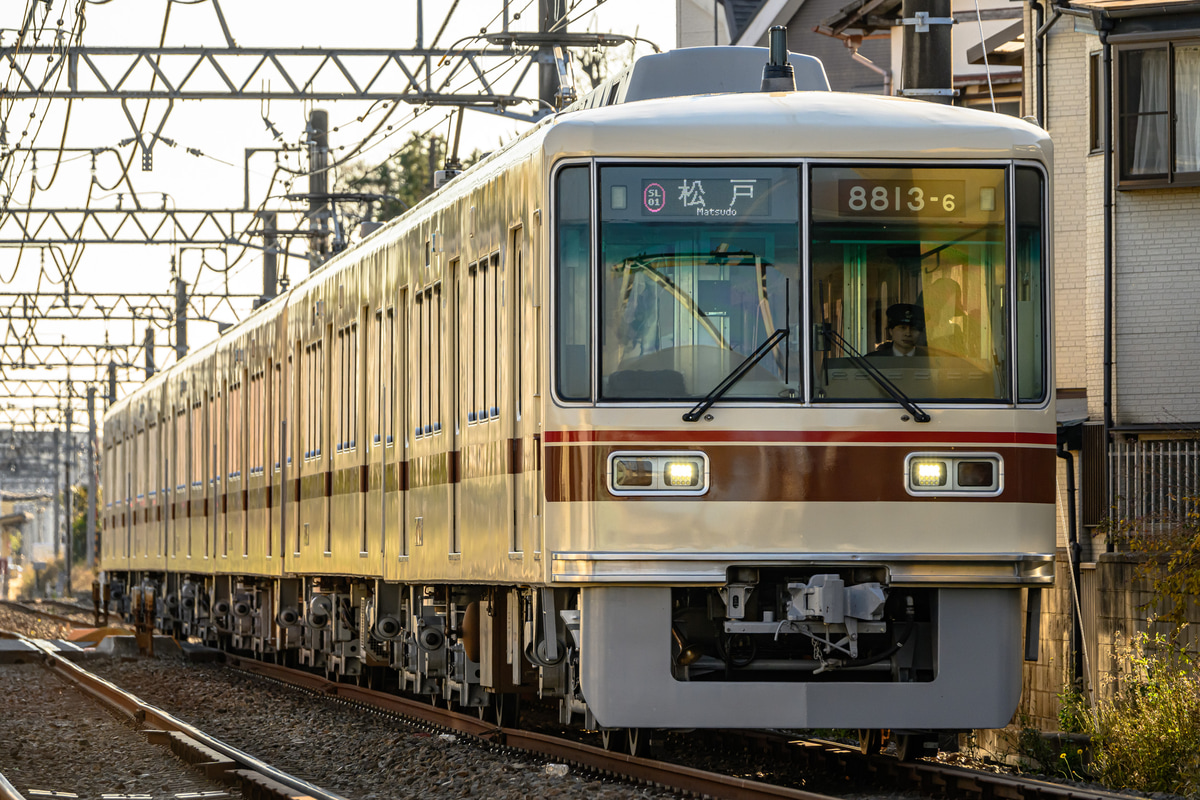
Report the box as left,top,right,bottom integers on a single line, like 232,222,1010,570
270,360,279,560
290,344,300,557
221,381,229,558
370,307,383,561
358,305,368,561
509,226,523,558
381,307,393,558
161,418,169,559
323,322,332,556
384,289,408,579
449,259,460,556
125,460,132,560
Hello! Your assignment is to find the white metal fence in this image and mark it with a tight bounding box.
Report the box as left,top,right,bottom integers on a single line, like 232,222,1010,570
1109,437,1200,523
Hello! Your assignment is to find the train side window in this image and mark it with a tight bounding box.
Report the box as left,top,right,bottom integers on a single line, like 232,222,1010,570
432,284,441,434
472,262,482,424
1015,167,1047,403
317,337,325,459
464,264,475,426
490,252,500,418
385,309,395,446
351,321,358,448
372,310,381,446
414,292,425,437
477,260,488,422
191,401,202,486
273,364,281,471
512,227,523,420
555,165,592,401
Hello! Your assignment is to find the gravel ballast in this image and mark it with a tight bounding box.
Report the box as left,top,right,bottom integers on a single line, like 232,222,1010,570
89,656,681,800
0,661,241,798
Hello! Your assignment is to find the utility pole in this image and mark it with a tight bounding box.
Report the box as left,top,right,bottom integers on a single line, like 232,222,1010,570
308,109,330,272
144,326,156,379
258,211,278,307
899,0,955,104
175,275,188,360
539,0,567,110
107,362,117,410
53,425,61,562
87,386,97,569
64,391,73,596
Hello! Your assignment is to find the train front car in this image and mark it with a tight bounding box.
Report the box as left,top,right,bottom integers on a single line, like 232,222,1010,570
544,56,1054,738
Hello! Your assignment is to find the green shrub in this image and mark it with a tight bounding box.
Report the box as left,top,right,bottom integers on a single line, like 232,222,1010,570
1089,631,1200,795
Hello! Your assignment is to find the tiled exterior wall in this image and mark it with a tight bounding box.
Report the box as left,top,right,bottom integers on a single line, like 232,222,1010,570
1042,24,1092,394
1113,191,1200,423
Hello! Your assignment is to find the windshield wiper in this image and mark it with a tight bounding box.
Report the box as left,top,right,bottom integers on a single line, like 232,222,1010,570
819,324,931,423
683,328,788,422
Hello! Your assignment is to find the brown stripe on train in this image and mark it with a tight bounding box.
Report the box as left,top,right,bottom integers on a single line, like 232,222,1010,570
542,444,1056,504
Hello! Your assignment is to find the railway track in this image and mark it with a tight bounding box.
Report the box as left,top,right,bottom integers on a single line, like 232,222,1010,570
222,654,1135,800
0,599,93,628
225,654,829,800
0,630,344,800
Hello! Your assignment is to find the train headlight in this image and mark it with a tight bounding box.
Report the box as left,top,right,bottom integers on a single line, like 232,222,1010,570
912,461,947,487
613,458,653,488
665,461,700,487
608,452,709,496
957,460,995,487
905,453,1003,496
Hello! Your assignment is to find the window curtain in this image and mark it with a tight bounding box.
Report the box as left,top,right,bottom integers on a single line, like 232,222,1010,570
1175,47,1200,174
1131,49,1169,175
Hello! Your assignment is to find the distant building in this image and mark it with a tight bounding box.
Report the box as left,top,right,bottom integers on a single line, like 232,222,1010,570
1013,0,1200,731
678,0,1024,114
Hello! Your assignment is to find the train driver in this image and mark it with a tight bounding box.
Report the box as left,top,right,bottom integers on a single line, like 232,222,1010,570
866,303,927,358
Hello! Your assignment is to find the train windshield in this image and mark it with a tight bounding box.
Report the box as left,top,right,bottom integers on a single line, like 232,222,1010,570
597,166,802,401
811,165,1013,403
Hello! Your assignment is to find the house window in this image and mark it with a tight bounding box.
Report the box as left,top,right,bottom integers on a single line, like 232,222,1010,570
1118,43,1200,184
1089,52,1104,154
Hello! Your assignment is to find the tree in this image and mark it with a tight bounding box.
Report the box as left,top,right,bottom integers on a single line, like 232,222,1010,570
70,484,95,566
338,132,479,227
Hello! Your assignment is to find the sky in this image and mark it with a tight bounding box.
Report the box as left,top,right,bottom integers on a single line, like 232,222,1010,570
0,0,676,412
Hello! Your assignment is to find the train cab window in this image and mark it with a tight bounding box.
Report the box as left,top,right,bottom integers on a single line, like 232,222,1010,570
597,165,801,402
1015,167,1047,403
555,166,592,401
810,165,1011,403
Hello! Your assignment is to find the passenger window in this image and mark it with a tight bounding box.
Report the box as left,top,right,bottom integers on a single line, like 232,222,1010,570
1015,167,1047,403
555,166,592,401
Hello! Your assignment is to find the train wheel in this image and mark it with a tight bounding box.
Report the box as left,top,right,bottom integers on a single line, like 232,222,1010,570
626,728,648,758
896,733,935,762
493,692,520,727
858,729,883,755
600,728,620,751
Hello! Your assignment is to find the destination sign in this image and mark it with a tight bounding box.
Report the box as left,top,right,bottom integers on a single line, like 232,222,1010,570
600,166,798,224
639,177,772,217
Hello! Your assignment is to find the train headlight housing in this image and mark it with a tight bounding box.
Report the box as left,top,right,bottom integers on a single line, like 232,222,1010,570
608,452,709,496
905,452,1003,496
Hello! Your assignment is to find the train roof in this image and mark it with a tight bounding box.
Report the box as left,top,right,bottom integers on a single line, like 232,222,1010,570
546,89,1052,162
567,46,830,110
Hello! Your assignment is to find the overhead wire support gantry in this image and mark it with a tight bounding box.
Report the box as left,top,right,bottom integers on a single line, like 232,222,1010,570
0,44,550,116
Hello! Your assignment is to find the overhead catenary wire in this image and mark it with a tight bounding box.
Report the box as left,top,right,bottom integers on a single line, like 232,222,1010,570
2,0,631,388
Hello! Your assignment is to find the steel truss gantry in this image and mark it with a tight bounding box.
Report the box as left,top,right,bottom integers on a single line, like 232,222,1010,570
0,44,554,119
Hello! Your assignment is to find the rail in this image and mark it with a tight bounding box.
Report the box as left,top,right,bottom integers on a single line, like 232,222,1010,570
225,654,835,800
0,770,25,800
3,631,347,800
229,654,1139,800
